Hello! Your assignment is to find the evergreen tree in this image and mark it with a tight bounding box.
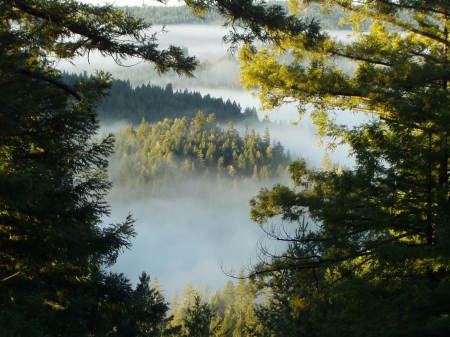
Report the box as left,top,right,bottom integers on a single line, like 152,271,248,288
0,0,197,335
172,279,262,337
63,73,258,124
131,272,172,337
181,295,217,337
112,113,290,192
217,0,450,336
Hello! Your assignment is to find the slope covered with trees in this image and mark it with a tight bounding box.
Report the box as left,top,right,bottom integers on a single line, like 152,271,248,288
64,73,258,124
112,112,289,190
167,276,261,337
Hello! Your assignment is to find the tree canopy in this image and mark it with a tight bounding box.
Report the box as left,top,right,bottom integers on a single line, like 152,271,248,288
220,0,450,336
2,0,449,336
1,0,200,335
112,112,290,191
64,73,259,124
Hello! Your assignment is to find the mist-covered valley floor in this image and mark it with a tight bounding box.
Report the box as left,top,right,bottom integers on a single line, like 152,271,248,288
101,117,355,297
59,24,363,297
107,177,287,296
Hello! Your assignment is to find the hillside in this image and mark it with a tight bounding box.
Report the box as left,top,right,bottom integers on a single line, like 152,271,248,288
64,73,258,124
112,112,289,189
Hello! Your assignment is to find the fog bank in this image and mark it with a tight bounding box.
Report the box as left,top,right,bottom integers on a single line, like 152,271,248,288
107,177,290,296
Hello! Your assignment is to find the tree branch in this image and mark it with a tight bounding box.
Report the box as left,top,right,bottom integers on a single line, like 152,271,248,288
330,49,392,67
377,0,450,17
332,1,449,46
13,68,82,101
1,271,21,282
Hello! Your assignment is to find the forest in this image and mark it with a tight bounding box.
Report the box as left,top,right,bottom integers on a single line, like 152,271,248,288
65,73,259,124
111,112,289,190
1,1,449,337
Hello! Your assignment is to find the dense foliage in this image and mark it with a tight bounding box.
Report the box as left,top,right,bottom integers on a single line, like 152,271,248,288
0,56,133,336
64,73,258,124
226,0,450,336
169,276,261,337
4,0,449,336
0,0,197,335
112,112,290,189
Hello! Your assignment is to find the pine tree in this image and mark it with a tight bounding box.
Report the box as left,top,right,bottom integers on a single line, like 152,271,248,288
209,0,450,336
0,0,198,335
181,295,217,337
131,272,171,337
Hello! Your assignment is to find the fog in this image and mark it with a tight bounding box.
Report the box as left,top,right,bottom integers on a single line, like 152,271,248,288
56,25,231,73
104,119,353,297
57,26,355,88
71,25,368,295
107,176,290,297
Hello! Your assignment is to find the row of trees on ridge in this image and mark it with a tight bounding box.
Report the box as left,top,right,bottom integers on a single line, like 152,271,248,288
64,73,259,124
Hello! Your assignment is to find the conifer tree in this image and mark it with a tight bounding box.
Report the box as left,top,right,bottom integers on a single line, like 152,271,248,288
111,113,290,191
181,295,217,337
201,0,450,336
0,0,198,335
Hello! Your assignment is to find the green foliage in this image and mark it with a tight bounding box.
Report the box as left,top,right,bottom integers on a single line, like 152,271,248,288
0,0,200,335
227,0,450,336
181,295,217,337
112,112,290,190
4,0,448,335
1,0,197,75
185,0,322,46
79,272,173,337
170,277,261,337
64,73,259,124
0,52,136,337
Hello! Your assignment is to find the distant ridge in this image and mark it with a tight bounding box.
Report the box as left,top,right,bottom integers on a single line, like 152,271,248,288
64,73,259,124
121,2,363,30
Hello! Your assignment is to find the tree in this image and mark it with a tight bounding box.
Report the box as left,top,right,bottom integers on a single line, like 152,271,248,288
63,73,256,124
130,272,172,337
171,278,261,337
0,0,199,335
111,113,290,191
207,0,450,336
181,295,217,337
0,54,136,336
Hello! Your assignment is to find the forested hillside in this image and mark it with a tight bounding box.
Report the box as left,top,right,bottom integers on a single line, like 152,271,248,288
65,73,258,124
112,112,289,190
